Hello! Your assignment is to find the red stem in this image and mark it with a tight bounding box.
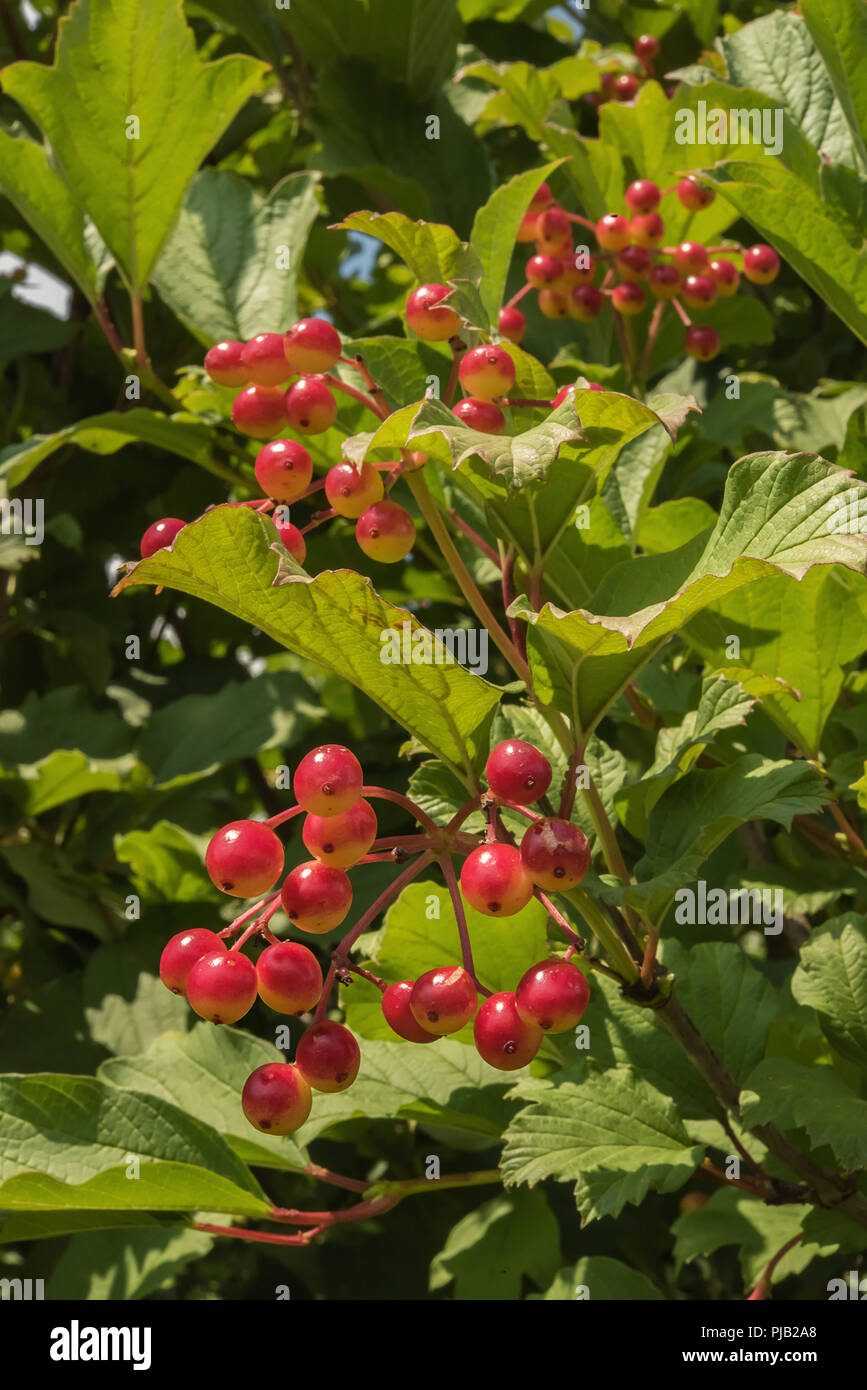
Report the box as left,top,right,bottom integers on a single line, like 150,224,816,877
534,889,586,950
265,804,304,829
448,510,501,566
505,282,534,310
500,397,554,409
328,374,389,422
362,785,439,834
671,297,693,327
438,854,492,997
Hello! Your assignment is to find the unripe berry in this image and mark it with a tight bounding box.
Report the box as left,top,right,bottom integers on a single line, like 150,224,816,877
515,958,590,1033
674,241,709,274
160,929,226,996
460,843,534,918
410,966,478,1036
325,460,384,518
285,376,338,434
743,243,780,284
624,179,661,214
474,991,542,1070
630,212,665,248
187,950,258,1024
273,515,306,564
486,739,552,804
709,258,740,297
459,345,515,402
242,1062,311,1134
529,181,554,211
242,333,294,386
204,340,248,387
256,941,323,1014
232,384,287,439
141,517,184,558
355,500,415,563
280,861,353,934
682,273,718,308
520,817,591,891
616,244,652,282
302,798,377,867
534,206,571,255
685,325,721,361
634,34,660,60
612,282,646,315
560,254,597,288
283,317,342,374
382,980,438,1044
595,213,631,252
294,744,363,816
452,398,506,433
205,819,284,897
296,1021,360,1092
649,264,681,299
677,176,715,212
516,211,540,244
568,284,604,322
498,306,526,344
614,73,640,102
255,439,313,502
526,254,563,289
537,288,568,319
405,284,460,341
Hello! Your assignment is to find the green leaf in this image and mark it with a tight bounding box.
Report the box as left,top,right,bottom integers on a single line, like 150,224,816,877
471,160,565,325
791,913,867,1068
0,748,141,818
740,1058,867,1171
663,941,779,1088
405,395,584,489
333,209,483,304
697,379,867,456
429,1189,560,1299
801,0,867,168
673,1188,818,1286
82,928,192,1058
0,1209,175,1245
288,0,462,100
45,1225,212,1300
0,1163,268,1219
114,822,216,903
535,1255,664,1301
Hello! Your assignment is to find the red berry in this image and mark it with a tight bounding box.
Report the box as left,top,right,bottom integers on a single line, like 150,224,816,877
160,929,226,996
474,991,542,1070
534,206,571,255
241,333,294,387
526,253,564,289
242,1062,311,1134
743,244,780,285
614,73,640,102
294,745,363,817
486,739,552,804
410,966,478,1036
516,211,541,244
595,214,631,252
280,861,353,934
285,376,337,435
302,798,377,867
538,288,568,319
205,819,284,897
568,284,604,322
273,513,306,564
616,244,652,282
515,958,590,1033
355,500,415,563
560,253,597,288
255,439,313,503
498,306,526,343
452,398,506,433
283,317,341,374
624,179,660,214
204,340,248,387
677,177,715,212
529,181,554,211
709,259,740,297
674,241,709,274
461,843,533,917
520,817,590,891
382,980,437,1044
187,950,258,1024
682,273,718,308
140,517,184,558
459,345,515,402
685,325,721,361
553,384,576,408
296,1021,360,1093
634,34,660,60
612,282,646,315
257,941,323,1014
630,212,665,248
405,284,460,342
325,460,384,518
587,382,604,392
649,264,681,299
232,384,287,439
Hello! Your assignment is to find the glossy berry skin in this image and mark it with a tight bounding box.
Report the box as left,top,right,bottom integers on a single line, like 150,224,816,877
325,460,384,518
685,325,721,362
187,950,258,1024
537,288,568,319
498,306,526,343
356,501,415,564
526,254,563,289
649,264,681,299
256,941,322,1014
634,33,660,60
205,819,284,897
405,284,460,341
459,345,515,401
453,398,506,433
284,376,337,434
682,273,718,308
535,206,571,254
486,739,552,805
709,258,740,297
160,929,226,996
743,244,780,284
596,213,631,251
241,333,294,386
674,241,709,275
280,861,353,934
232,384,287,439
461,843,534,918
624,179,661,214
302,798,377,868
612,282,646,315
283,317,341,374
529,181,554,211
614,73,640,101
273,515,306,564
474,992,542,1070
296,1021,360,1093
382,980,437,1044
204,340,248,387
520,818,591,891
677,176,715,212
255,439,313,502
560,254,597,288
630,212,665,248
294,745,363,817
553,384,576,408
568,284,603,322
616,244,652,282
410,966,478,1036
515,958,590,1033
141,517,184,558
242,1063,312,1134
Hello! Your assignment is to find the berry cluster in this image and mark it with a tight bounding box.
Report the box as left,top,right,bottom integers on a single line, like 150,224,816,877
586,34,667,109
158,739,593,1134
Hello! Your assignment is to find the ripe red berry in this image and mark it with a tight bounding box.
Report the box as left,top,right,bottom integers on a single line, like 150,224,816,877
242,1062,312,1134
534,206,571,255
486,739,552,804
273,514,306,564
241,333,294,386
325,460,384,518
294,744,363,817
529,181,554,211
682,273,718,308
624,179,661,214
616,244,652,282
160,929,226,995
634,34,660,60
302,798,377,867
474,991,542,1070
205,819,284,897
382,980,438,1044
612,282,646,315
630,212,665,248
405,283,460,341
709,259,740,297
296,1021,360,1092
568,284,604,322
553,384,576,408
515,958,590,1033
280,861,353,934
187,949,258,1024
649,264,681,299
452,398,506,433
355,500,415,563
285,376,337,434
461,843,534,917
204,340,248,387
560,253,597,288
232,384,287,439
256,941,323,1014
538,288,568,319
520,818,590,891
255,439,313,503
526,253,564,289
283,317,341,374
498,305,526,344
595,213,631,251
743,244,780,284
614,73,640,102
459,345,516,401
674,241,709,274
140,517,185,558
410,966,478,1036
677,176,715,212
685,325,721,362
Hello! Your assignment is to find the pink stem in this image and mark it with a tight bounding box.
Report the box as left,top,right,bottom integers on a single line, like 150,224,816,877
329,373,389,422
671,297,692,327
362,785,439,834
265,804,305,829
439,854,492,997
505,281,534,310
565,212,598,232
534,889,586,950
